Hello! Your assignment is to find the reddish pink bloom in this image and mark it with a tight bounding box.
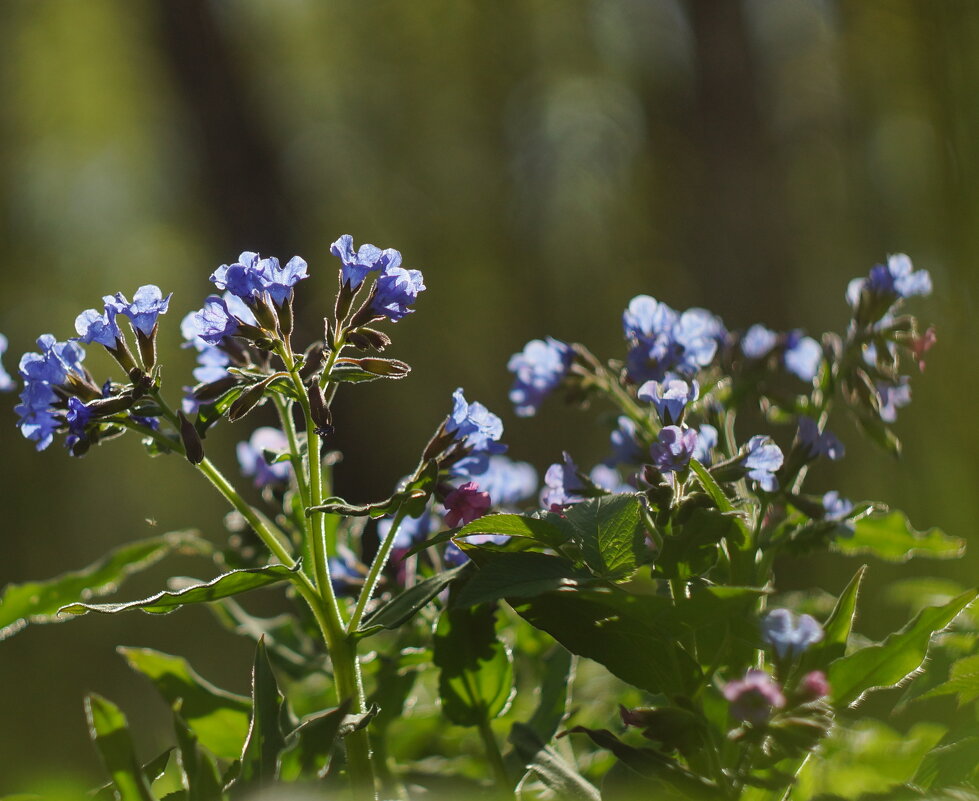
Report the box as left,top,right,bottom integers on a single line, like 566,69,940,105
443,481,491,528
911,326,937,372
799,670,830,701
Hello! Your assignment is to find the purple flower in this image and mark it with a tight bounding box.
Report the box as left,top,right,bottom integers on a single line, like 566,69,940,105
189,296,243,345
649,426,698,474
623,296,723,383
507,337,572,417
212,251,308,306
799,670,830,701
877,378,912,423
606,415,644,466
623,295,678,341
797,416,845,461
784,332,822,382
443,481,492,528
368,266,426,322
589,464,633,494
65,396,94,449
15,336,87,450
743,435,783,491
330,234,401,290
466,455,538,507
540,452,586,511
638,378,698,426
445,388,505,453
822,491,854,522
113,285,172,336
18,335,85,386
0,334,14,392
723,670,786,724
762,608,824,660
847,253,932,306
74,305,122,348
741,324,778,359
693,424,718,465
236,427,291,488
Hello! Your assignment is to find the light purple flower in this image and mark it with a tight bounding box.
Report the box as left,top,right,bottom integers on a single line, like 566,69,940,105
723,670,786,724
799,670,830,700
797,416,845,461
507,337,572,417
606,415,644,466
236,427,291,488
650,425,699,474
693,424,718,465
466,455,538,507
624,296,723,383
877,378,912,423
589,464,633,494
114,285,172,336
189,296,242,345
0,334,14,391
443,481,492,528
784,332,822,382
330,234,401,290
368,266,426,322
540,452,586,511
741,324,778,359
847,253,932,306
212,251,308,306
743,435,783,491
638,378,698,426
74,306,122,348
762,608,824,660
445,388,505,453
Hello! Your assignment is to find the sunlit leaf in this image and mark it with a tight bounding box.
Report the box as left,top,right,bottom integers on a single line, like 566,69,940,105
834,511,964,562
85,694,155,801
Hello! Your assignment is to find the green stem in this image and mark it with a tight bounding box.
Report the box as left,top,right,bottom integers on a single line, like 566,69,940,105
347,503,408,634
477,718,510,793
272,393,310,509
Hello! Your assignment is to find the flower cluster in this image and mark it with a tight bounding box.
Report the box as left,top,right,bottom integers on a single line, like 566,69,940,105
507,337,573,417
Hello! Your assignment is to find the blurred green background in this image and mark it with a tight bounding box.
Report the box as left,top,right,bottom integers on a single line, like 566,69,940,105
1,0,977,792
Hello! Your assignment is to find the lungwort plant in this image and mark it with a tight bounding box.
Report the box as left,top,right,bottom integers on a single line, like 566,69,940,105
0,245,974,801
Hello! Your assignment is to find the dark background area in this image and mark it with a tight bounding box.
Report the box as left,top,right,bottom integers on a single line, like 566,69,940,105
1,0,977,791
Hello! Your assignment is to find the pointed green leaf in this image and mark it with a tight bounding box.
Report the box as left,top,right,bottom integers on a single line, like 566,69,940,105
562,494,647,580
237,639,286,787
172,709,223,801
0,531,209,640
434,604,514,727
278,702,350,782
58,565,296,617
94,750,176,801
119,647,250,761
799,565,866,674
829,589,978,708
457,514,569,546
454,552,593,609
357,564,470,637
913,735,979,790
85,694,156,801
834,511,964,562
918,655,979,707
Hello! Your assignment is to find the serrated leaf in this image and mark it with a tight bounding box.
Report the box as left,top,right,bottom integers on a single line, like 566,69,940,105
85,694,156,801
834,511,964,562
562,495,647,580
58,565,296,617
918,655,979,707
434,604,514,727
119,647,250,761
453,552,593,609
829,589,978,708
0,531,209,640
236,639,286,788
357,564,469,637
509,723,600,800
913,735,979,791
456,514,569,547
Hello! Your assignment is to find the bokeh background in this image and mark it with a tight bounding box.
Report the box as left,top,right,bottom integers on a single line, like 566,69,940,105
1,0,977,791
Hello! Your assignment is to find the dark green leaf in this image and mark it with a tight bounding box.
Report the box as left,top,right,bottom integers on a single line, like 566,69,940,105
659,509,740,579
85,694,156,801
918,655,979,707
562,495,647,580
357,564,469,637
454,552,592,609
237,639,286,787
834,511,964,562
434,604,514,727
509,723,600,800
119,647,251,761
829,590,978,708
800,565,866,674
58,565,297,617
279,702,350,782
0,531,209,641
456,514,569,547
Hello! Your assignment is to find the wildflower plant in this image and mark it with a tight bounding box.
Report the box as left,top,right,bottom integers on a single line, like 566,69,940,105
0,248,975,801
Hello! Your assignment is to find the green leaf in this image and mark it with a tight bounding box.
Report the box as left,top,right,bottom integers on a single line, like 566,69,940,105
193,386,243,435
562,494,647,580
913,736,979,790
659,509,740,579
918,654,979,707
799,565,866,674
509,723,600,800
829,589,978,708
453,552,593,609
172,709,223,801
278,702,350,782
434,604,514,727
0,531,209,640
58,565,297,617
834,511,964,562
85,694,156,801
456,514,569,547
236,639,287,788
94,750,176,801
119,647,251,761
357,564,470,637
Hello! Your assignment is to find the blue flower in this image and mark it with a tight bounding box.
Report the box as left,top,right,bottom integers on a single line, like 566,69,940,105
638,378,698,426
212,251,309,306
507,337,572,417
19,334,85,386
743,435,783,491
74,305,122,348
0,334,14,392
589,464,633,494
822,491,854,522
877,378,912,423
784,332,822,381
797,416,845,461
15,335,87,450
113,285,172,336
330,234,401,290
761,609,824,660
465,455,537,507
445,388,505,453
189,296,243,345
623,295,678,341
15,381,61,451
847,253,932,306
236,427,291,488
369,266,426,321
650,426,699,474
741,324,778,359
540,452,586,511
623,296,723,383
693,424,718,465
65,396,94,449
605,415,644,466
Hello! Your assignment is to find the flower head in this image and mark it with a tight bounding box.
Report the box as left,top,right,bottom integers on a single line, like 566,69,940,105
649,425,698,474
762,608,824,660
540,452,586,511
65,396,94,450
368,266,426,322
188,296,244,345
638,378,698,426
74,305,122,348
723,670,786,725
624,296,723,383
847,254,931,316
445,388,505,453
212,251,308,306
693,424,718,466
784,332,822,382
443,481,492,528
236,427,291,488
741,324,778,359
742,435,783,492
799,670,830,701
330,234,401,290
15,335,87,450
0,334,14,392
114,285,172,336
507,337,572,417
797,416,845,461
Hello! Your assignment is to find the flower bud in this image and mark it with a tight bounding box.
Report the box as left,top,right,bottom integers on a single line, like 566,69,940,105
179,412,205,464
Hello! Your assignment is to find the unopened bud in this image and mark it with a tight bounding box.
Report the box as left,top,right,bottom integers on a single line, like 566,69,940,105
135,327,157,370
179,412,205,464
307,382,333,434
355,327,392,351
356,358,411,378
228,376,275,422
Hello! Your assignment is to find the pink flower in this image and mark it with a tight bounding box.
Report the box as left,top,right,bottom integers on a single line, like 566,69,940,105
799,670,830,701
723,669,786,724
443,481,491,528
